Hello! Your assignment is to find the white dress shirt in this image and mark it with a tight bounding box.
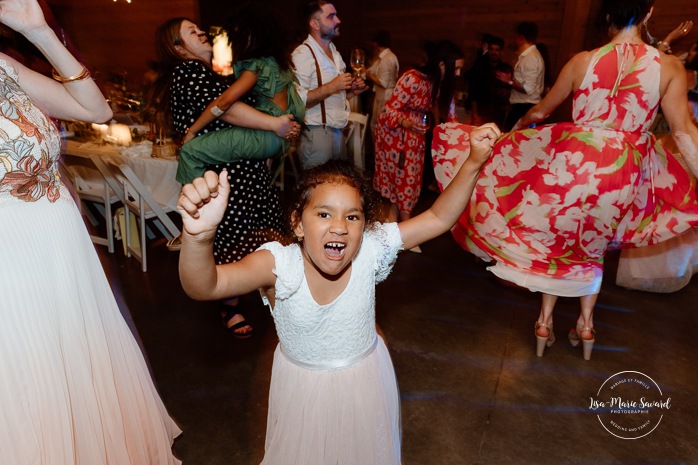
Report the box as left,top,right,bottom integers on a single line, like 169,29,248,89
292,34,350,129
510,44,544,105
369,48,400,108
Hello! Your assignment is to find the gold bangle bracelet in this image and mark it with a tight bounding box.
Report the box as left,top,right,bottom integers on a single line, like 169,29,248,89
52,66,91,83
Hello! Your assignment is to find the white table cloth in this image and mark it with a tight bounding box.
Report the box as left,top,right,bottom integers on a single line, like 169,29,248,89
63,140,181,210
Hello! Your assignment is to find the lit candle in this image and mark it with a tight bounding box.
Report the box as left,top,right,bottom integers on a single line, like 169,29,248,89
212,32,233,76
92,123,109,140
109,123,132,146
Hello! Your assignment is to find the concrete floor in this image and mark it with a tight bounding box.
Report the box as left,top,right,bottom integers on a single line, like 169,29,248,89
97,190,698,465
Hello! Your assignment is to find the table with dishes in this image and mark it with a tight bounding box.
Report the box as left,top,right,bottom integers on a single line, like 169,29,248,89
63,139,181,210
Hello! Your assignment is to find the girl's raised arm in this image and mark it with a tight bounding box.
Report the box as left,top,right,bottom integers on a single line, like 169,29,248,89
178,170,277,300
398,123,500,250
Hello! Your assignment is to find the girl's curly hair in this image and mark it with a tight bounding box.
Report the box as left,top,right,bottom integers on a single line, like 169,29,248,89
287,161,381,236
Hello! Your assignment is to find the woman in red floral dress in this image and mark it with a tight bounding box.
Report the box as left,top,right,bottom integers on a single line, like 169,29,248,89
373,41,463,227
432,0,698,360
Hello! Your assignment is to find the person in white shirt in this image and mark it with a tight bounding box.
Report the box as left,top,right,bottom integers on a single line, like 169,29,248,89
292,0,367,169
366,30,399,135
499,21,544,130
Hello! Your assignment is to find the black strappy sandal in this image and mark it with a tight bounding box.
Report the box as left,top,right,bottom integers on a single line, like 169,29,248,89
221,306,253,339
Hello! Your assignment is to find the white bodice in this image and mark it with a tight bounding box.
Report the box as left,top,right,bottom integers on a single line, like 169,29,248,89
260,222,402,368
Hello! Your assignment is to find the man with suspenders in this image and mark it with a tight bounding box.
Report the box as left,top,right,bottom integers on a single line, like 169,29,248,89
292,0,367,169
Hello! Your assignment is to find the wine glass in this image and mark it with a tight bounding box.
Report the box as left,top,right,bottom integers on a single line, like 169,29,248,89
419,112,432,133
350,48,365,78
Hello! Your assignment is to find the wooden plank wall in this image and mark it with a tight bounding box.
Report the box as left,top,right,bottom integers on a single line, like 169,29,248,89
39,0,698,98
45,0,198,86
353,0,698,85
357,0,569,75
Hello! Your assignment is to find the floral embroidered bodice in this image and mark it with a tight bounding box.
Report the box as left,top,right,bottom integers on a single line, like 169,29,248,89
259,222,402,366
0,59,64,207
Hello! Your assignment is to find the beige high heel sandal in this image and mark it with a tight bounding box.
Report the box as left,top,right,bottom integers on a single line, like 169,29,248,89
568,325,595,361
534,321,555,357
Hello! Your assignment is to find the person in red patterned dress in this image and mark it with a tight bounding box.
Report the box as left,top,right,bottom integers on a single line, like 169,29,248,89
432,0,698,360
373,41,464,231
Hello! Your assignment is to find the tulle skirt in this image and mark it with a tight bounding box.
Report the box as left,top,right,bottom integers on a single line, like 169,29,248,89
616,227,698,293
261,337,401,465
0,192,181,464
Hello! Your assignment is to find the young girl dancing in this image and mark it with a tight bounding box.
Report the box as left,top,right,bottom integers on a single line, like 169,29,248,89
176,4,305,184
177,124,498,464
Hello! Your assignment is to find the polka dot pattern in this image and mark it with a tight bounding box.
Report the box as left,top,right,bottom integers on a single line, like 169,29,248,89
170,60,232,136
209,161,284,264
170,60,283,264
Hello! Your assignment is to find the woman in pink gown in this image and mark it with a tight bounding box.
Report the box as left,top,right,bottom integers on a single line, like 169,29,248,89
0,1,181,462
432,0,698,360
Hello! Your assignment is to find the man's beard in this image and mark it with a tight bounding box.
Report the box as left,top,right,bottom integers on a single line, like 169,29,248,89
320,26,338,40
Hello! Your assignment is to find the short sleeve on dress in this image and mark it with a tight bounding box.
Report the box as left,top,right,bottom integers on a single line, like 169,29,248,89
257,241,305,300
234,58,262,76
234,57,281,100
364,222,403,283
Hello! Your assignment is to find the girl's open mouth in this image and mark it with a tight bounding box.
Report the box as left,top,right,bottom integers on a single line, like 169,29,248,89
325,242,346,258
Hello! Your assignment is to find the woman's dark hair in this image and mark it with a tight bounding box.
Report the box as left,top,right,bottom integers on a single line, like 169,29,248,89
147,17,201,135
416,41,441,106
434,40,464,123
601,0,655,31
415,40,464,121
287,161,381,237
225,3,293,71
154,17,192,69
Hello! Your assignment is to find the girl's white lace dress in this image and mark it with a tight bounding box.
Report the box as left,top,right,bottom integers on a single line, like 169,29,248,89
259,222,403,465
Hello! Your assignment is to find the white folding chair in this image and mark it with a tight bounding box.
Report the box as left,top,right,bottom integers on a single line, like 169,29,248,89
273,139,301,192
345,112,368,170
101,157,180,272
61,153,124,253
